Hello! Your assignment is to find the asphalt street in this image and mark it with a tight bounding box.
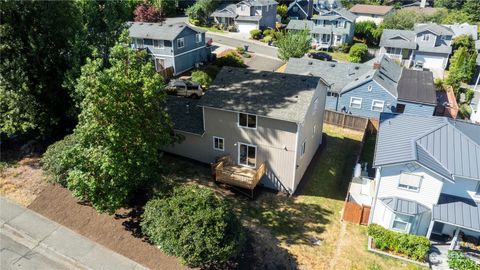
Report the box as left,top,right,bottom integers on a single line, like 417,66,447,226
207,32,279,59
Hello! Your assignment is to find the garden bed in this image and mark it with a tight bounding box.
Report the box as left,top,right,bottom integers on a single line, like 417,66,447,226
368,237,430,268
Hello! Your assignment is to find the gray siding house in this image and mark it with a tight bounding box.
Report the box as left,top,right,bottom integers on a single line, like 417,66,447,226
286,0,341,20
380,23,478,72
127,22,210,76
285,55,437,119
162,67,328,194
287,8,356,49
211,0,278,34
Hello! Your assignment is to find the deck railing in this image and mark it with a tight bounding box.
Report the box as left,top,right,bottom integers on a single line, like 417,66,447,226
212,156,266,193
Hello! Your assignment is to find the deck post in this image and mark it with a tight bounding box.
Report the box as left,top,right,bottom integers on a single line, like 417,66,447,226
449,228,460,250
426,220,435,239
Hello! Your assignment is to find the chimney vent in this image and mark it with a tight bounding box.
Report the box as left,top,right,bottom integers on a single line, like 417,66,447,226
373,62,381,70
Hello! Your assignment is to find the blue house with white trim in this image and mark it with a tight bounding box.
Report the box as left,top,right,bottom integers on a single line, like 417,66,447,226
285,56,437,119
127,21,210,76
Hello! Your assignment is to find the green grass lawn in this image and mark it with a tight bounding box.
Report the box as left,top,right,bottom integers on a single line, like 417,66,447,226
195,25,226,33
329,51,350,62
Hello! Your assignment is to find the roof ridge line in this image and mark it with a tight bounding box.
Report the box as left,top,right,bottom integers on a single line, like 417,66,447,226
409,121,448,163
415,136,453,177
445,120,480,149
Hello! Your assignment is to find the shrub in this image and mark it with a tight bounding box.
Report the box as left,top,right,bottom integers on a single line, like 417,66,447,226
263,35,273,43
42,134,79,187
214,51,245,68
141,186,244,267
465,88,475,103
434,78,444,90
250,29,262,39
367,224,431,262
459,103,472,119
191,70,213,88
448,250,480,270
263,29,273,36
349,43,368,63
235,46,245,54
336,43,351,53
276,29,312,61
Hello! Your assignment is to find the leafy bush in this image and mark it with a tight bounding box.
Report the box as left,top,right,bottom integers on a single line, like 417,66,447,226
367,224,431,262
250,29,262,39
214,51,245,68
276,29,312,61
42,134,79,187
354,21,379,46
263,35,273,43
465,88,475,103
236,46,245,54
191,70,212,88
263,29,273,36
336,43,350,53
448,250,480,270
349,43,368,63
459,103,472,119
141,186,245,267
434,78,444,90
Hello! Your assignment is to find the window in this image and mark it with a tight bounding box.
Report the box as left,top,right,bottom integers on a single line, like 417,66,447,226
386,47,401,55
335,35,341,42
475,182,480,196
213,136,224,151
398,173,422,191
241,5,246,11
337,20,345,28
301,140,306,157
371,100,385,112
395,103,406,114
238,113,257,129
349,97,362,109
422,34,429,41
177,38,185,48
441,35,446,40
135,38,144,48
327,91,339,97
195,33,202,43
391,213,412,233
238,143,256,167
367,85,372,92
153,40,164,49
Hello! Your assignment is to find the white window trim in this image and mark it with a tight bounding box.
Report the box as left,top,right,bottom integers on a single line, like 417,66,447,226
238,142,257,168
371,99,385,112
195,33,202,43
153,40,164,49
390,213,413,233
213,136,224,151
237,113,257,130
349,97,362,109
398,172,422,192
177,37,185,49
422,34,429,41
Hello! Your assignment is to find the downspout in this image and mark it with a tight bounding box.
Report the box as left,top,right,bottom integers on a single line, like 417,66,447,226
368,166,382,224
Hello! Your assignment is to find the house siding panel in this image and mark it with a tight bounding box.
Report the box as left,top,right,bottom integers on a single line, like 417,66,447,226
401,101,435,116
173,47,209,74
173,28,205,54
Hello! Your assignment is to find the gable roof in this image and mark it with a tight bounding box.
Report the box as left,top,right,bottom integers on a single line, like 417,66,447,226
380,29,417,49
286,19,315,31
397,69,436,105
241,0,278,6
414,23,454,36
374,114,480,181
313,8,356,22
211,3,238,18
349,4,393,15
197,67,326,123
445,23,478,40
127,21,203,40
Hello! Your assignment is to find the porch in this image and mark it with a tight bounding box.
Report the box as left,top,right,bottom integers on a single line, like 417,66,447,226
212,155,266,197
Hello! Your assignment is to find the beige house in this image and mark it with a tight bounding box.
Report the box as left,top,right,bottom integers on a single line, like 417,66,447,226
163,67,328,194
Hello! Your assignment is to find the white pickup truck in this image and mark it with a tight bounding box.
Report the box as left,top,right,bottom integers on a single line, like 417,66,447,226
166,79,203,98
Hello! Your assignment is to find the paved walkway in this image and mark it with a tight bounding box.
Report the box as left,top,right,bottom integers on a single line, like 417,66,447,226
207,32,279,60
0,197,148,270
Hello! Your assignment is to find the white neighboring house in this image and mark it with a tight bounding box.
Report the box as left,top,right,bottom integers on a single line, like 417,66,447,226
349,4,393,25
368,114,480,249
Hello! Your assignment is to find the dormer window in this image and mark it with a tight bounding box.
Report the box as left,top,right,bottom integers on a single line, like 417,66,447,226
422,34,430,41
238,113,257,129
337,20,345,28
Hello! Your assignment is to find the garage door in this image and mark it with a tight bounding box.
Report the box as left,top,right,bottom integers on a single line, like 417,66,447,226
237,22,258,34
415,54,445,69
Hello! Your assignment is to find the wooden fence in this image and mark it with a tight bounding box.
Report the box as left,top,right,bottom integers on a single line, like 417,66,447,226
324,110,370,132
343,199,371,225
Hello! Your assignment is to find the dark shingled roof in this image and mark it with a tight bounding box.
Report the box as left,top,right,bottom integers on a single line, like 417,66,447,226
397,69,436,105
197,67,326,123
164,96,204,135
127,21,204,40
349,4,393,15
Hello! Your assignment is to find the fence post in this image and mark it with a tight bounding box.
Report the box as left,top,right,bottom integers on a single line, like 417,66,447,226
342,113,346,128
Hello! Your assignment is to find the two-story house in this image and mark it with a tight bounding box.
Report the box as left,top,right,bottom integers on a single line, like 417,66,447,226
211,0,278,34
286,0,340,20
380,23,478,72
285,55,437,119
369,113,480,249
287,8,356,49
162,67,328,194
127,22,210,76
349,4,393,25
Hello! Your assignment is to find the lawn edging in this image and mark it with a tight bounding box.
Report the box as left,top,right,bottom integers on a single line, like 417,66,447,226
367,237,430,268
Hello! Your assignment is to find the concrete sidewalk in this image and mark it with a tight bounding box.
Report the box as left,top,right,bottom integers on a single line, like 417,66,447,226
0,197,148,270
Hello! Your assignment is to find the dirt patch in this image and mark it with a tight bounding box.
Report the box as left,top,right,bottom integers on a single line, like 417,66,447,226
0,157,47,206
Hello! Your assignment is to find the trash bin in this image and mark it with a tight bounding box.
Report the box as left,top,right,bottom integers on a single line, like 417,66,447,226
244,45,249,52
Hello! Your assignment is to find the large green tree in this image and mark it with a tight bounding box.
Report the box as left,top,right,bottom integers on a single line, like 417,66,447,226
0,1,81,137
66,33,177,212
186,0,218,26
446,47,477,88
277,30,312,61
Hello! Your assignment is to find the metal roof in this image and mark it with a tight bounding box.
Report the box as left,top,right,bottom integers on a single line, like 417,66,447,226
349,4,393,15
164,96,204,135
197,67,326,123
397,69,437,105
127,22,203,41
433,194,480,232
286,20,314,31
374,114,480,181
379,29,417,50
381,196,429,215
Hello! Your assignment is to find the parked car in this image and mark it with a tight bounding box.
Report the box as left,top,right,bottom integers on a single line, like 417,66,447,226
166,79,203,98
306,52,333,61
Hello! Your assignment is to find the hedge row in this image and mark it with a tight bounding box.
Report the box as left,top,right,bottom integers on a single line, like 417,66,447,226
448,251,480,270
367,224,431,262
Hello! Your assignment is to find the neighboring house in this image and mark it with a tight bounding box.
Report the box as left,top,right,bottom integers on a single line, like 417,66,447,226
162,67,328,194
127,22,210,76
211,0,278,34
286,8,356,49
286,0,341,20
369,113,480,248
470,91,480,124
379,23,478,72
285,55,437,118
349,4,393,25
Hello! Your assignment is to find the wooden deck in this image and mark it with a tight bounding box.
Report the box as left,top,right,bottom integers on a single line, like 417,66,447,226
212,156,266,194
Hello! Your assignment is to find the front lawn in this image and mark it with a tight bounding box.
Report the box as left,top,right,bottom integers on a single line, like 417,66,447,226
164,124,425,269
329,51,350,62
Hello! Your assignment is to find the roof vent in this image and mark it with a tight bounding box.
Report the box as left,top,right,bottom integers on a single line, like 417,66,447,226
330,63,336,67
354,78,359,81
295,95,299,98
228,69,233,72
354,66,359,70
168,24,173,27
308,61,313,65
